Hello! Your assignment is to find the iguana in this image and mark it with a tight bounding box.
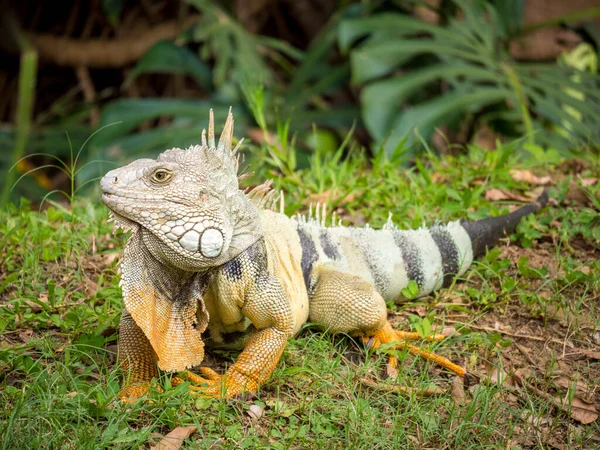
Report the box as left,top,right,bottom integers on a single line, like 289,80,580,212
100,110,548,400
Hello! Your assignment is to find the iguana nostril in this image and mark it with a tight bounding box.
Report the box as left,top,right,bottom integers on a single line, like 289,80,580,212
114,176,119,183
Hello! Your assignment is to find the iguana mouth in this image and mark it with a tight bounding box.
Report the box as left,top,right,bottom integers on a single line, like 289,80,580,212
107,210,139,233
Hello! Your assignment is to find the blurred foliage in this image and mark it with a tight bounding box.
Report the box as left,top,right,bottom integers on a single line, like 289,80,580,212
340,0,600,153
0,0,599,203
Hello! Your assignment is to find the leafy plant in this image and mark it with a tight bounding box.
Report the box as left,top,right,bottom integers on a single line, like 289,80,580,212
339,0,600,154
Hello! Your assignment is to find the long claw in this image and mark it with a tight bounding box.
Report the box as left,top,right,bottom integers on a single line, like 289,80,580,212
366,322,467,380
395,330,445,342
365,337,375,349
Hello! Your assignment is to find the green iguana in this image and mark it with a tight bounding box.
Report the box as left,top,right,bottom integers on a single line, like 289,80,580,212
100,110,548,400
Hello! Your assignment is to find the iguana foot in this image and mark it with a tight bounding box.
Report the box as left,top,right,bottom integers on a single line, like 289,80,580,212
364,322,467,382
173,367,258,398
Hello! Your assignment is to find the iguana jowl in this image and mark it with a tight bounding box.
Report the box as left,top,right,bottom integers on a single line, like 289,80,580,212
101,110,548,400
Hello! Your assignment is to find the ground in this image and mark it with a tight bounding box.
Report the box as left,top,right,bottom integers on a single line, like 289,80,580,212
0,142,599,449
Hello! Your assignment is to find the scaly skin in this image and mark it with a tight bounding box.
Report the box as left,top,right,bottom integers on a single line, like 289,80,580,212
101,109,547,400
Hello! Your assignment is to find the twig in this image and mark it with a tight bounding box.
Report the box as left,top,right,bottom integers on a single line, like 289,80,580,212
513,373,597,416
513,342,537,366
22,16,201,68
444,319,570,346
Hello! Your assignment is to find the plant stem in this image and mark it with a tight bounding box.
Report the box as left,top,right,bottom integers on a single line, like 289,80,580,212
0,18,38,206
502,62,534,146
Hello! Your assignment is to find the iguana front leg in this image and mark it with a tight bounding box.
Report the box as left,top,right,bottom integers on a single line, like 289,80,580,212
187,282,293,397
117,311,158,401
180,242,294,398
117,231,211,400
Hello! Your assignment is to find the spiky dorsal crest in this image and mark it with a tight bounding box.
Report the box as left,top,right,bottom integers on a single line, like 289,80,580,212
201,108,243,157
245,180,280,210
200,108,246,174
199,107,280,210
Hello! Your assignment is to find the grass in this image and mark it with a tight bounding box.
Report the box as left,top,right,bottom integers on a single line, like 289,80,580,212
0,135,599,449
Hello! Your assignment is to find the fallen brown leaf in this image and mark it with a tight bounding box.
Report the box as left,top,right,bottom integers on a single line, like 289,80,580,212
580,177,599,187
485,189,532,203
485,189,511,201
484,362,513,386
555,376,594,403
513,372,599,425
308,189,358,205
150,426,197,450
579,348,600,360
569,397,599,425
451,377,466,405
509,169,551,186
439,326,458,338
565,177,599,205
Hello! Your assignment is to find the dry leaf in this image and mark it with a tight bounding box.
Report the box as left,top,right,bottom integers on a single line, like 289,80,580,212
485,189,532,202
569,397,599,424
403,305,427,317
485,189,511,201
580,177,598,187
439,326,458,338
555,376,594,403
150,426,197,450
579,348,600,360
509,169,551,186
566,178,599,205
485,363,512,386
514,372,598,425
102,252,119,266
451,377,466,405
385,363,399,379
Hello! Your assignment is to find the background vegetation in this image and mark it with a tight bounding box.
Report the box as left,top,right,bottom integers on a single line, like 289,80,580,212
0,0,599,448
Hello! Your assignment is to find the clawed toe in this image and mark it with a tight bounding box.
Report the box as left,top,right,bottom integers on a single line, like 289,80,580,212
172,370,225,397
364,322,466,380
118,382,152,402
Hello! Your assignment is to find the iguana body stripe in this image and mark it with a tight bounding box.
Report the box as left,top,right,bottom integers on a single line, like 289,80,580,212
295,220,475,302
101,110,547,400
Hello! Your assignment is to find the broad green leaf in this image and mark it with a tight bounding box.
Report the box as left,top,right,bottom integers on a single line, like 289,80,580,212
350,39,490,84
128,40,213,90
338,14,444,52
361,64,506,140
95,124,206,156
383,88,508,154
286,11,349,107
289,106,361,129
95,99,233,145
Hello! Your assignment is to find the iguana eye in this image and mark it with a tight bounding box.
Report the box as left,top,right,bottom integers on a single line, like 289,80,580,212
151,169,172,184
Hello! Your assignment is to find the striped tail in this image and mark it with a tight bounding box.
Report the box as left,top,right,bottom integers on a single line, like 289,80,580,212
460,190,549,257
296,190,548,302
393,189,549,298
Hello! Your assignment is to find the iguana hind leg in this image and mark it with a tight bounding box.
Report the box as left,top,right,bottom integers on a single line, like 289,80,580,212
308,266,466,381
117,311,159,401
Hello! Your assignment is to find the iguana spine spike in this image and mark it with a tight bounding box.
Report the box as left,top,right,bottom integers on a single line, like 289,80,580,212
232,137,244,156
208,109,215,148
218,107,234,153
201,129,207,147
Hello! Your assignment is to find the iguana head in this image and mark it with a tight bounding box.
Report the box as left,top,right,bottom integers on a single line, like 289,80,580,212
101,109,263,271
